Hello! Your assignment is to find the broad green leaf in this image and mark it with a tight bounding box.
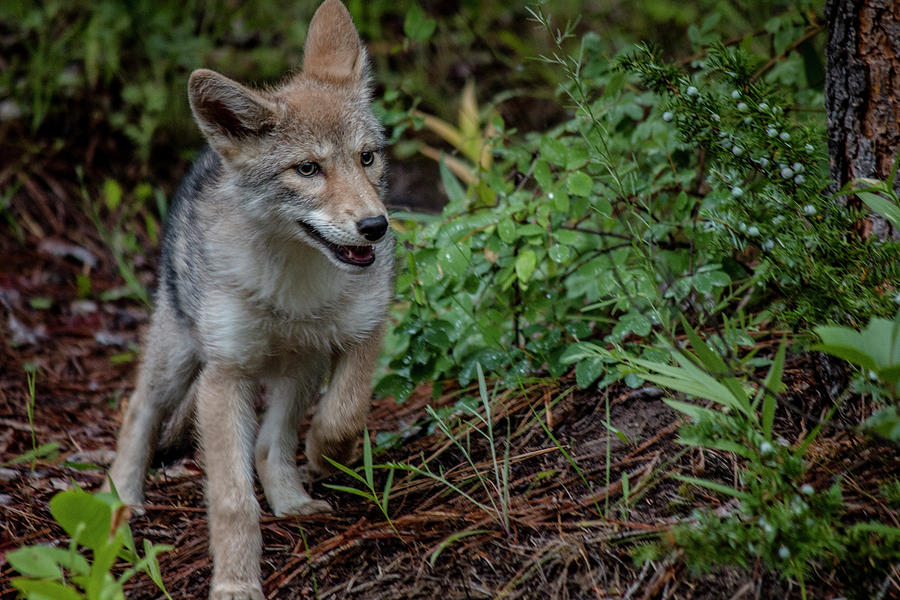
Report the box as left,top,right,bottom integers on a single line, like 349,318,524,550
440,160,467,211
540,136,568,167
11,578,82,600
858,191,900,230
403,3,436,42
438,242,471,279
863,406,900,442
681,320,746,407
575,357,605,388
533,160,552,191
6,546,65,579
50,488,112,552
553,229,581,246
103,179,122,211
497,219,516,244
567,172,593,197
548,244,571,263
515,249,536,283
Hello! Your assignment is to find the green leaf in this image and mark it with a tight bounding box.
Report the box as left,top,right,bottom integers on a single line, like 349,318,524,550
363,428,374,490
863,406,900,442
29,296,53,310
321,484,376,502
533,160,552,191
103,179,122,211
575,356,605,388
760,338,786,438
671,474,750,501
540,136,568,167
548,244,571,263
11,578,83,600
566,172,593,197
515,249,537,283
8,442,61,465
438,242,471,279
662,398,719,422
321,456,367,485
428,530,488,566
858,191,900,230
497,219,516,244
6,546,65,579
440,159,467,212
381,467,394,515
403,3,436,42
680,321,746,407
50,488,113,552
374,374,415,402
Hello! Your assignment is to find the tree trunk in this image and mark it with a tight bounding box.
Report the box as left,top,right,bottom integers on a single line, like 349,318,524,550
825,0,900,239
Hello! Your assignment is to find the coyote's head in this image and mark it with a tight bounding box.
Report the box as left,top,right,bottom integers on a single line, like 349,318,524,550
187,0,389,271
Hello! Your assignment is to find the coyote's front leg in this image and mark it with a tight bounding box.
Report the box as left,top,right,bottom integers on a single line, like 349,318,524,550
305,337,382,474
255,371,332,516
196,365,263,600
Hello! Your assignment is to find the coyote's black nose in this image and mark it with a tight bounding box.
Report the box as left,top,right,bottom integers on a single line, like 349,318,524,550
357,216,388,241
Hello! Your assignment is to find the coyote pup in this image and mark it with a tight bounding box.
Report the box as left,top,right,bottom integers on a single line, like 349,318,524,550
106,1,392,597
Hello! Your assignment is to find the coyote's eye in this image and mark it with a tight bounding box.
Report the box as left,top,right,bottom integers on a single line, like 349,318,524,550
360,151,375,167
296,162,320,177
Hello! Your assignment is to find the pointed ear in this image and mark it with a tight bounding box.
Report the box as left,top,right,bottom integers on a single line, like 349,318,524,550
301,0,369,87
188,69,278,148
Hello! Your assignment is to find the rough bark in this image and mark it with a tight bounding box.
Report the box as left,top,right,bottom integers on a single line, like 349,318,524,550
825,0,900,238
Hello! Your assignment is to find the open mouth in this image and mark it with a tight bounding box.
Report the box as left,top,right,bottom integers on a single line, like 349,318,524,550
298,221,375,267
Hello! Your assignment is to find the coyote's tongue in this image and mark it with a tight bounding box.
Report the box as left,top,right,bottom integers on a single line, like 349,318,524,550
340,245,375,265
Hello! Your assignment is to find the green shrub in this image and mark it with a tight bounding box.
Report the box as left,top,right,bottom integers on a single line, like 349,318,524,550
7,486,171,600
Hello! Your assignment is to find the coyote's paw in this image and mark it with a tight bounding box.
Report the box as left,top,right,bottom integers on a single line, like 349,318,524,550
100,479,146,515
272,497,333,517
210,581,264,600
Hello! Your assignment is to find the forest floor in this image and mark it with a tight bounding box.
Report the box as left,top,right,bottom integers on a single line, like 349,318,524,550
0,158,899,600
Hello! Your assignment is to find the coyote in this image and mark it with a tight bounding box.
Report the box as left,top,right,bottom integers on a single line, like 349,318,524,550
106,1,393,597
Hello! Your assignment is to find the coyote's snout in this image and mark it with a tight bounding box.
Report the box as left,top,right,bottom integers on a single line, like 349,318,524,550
106,1,393,598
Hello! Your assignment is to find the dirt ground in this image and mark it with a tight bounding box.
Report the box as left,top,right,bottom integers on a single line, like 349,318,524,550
1,169,899,599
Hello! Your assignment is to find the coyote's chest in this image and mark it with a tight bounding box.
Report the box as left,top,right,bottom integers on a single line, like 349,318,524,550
201,243,389,371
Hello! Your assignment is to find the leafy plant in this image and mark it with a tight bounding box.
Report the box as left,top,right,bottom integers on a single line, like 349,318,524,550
618,324,900,597
618,330,825,594
323,428,398,536
389,364,512,533
7,486,172,600
814,309,900,441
